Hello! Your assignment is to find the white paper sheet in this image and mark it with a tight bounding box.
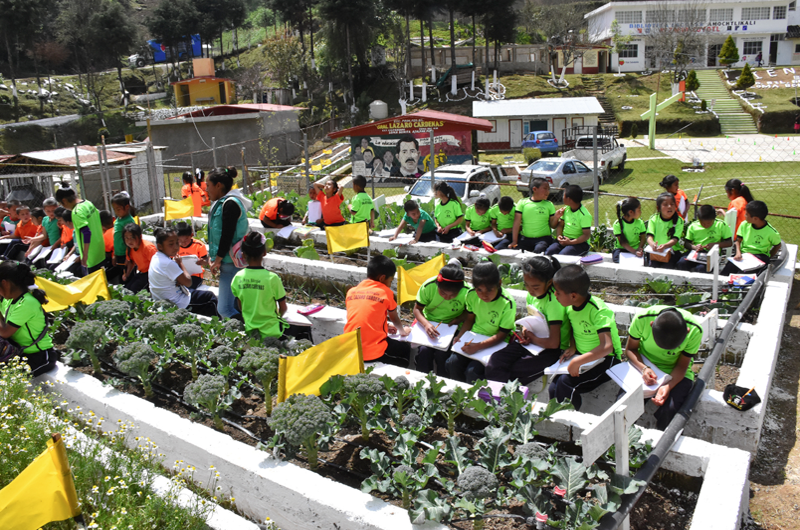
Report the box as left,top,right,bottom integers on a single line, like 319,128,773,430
479,231,506,244
726,253,765,272
179,255,204,275
520,342,545,356
644,245,670,257
55,254,78,272
454,231,477,242
544,356,604,375
606,355,672,399
307,201,322,224
452,331,507,365
276,225,297,239
388,235,414,246
685,250,708,264
26,245,44,261
617,252,645,268
390,322,459,351
47,247,67,264
283,308,312,327
516,310,550,338
2,221,16,233
494,249,521,257
310,306,343,322
36,246,54,261
552,255,582,265
375,229,397,238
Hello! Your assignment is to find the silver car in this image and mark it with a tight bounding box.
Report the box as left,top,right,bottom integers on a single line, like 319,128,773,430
516,158,595,201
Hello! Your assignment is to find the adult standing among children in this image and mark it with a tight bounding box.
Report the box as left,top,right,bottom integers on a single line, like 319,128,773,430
55,186,105,277
206,167,252,319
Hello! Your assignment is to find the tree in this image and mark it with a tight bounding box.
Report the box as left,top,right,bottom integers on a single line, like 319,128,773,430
685,69,700,92
718,35,739,69
147,0,201,79
384,0,414,80
484,0,516,73
261,31,305,89
524,2,588,86
87,1,139,107
641,0,707,81
736,63,755,91
610,19,631,76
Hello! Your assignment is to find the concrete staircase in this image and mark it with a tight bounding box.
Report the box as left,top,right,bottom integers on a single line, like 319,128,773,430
585,77,617,127
693,70,758,135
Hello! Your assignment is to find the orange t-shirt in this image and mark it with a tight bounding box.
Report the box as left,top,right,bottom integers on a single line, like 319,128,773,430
344,279,397,361
178,238,209,278
259,198,284,222
728,196,748,236
13,220,38,239
674,189,689,219
103,228,114,253
182,183,203,217
316,191,345,224
60,225,74,246
127,240,157,273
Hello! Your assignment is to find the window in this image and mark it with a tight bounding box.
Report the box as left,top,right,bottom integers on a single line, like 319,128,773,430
795,43,800,53
772,34,785,41
618,44,638,58
576,163,591,173
647,10,675,23
709,8,733,21
791,1,797,11
742,7,771,20
677,9,706,22
563,162,576,174
489,120,497,133
743,41,763,55
774,5,787,18
616,10,642,24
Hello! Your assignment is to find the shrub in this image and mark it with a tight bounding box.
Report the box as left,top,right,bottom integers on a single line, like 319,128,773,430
718,35,739,68
736,63,755,91
685,70,700,92
701,99,708,112
523,147,542,165
630,123,638,139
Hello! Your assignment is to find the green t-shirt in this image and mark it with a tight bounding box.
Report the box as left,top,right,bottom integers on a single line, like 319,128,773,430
42,216,61,247
562,205,593,240
464,205,491,231
738,221,781,256
613,218,646,250
402,210,436,234
685,219,732,247
566,295,622,359
434,198,463,228
72,201,106,268
349,192,374,224
646,213,685,253
628,305,702,380
1,293,53,354
516,199,555,238
465,287,517,338
526,286,571,350
114,214,136,258
230,267,287,338
489,204,515,231
416,277,469,323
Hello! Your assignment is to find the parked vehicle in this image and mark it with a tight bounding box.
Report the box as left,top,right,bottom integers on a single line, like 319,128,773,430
560,136,627,181
404,165,502,207
129,35,202,68
516,158,594,201
521,130,559,155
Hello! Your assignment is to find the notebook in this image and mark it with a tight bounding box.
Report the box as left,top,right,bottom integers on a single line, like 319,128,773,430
544,356,604,375
617,252,645,268
726,253,765,272
390,322,458,351
276,225,297,239
306,201,322,224
606,355,672,399
644,245,670,257
479,232,506,244
47,247,67,264
179,255,204,275
452,331,507,365
685,250,708,264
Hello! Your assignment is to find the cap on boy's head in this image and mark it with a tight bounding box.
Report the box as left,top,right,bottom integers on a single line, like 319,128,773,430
652,308,688,350
475,198,490,211
367,254,396,281
745,200,768,220
353,175,367,189
563,185,583,204
553,264,590,297
175,221,194,237
697,204,716,221
499,196,514,212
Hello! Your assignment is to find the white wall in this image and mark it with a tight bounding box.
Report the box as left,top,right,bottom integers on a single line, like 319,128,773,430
477,115,600,145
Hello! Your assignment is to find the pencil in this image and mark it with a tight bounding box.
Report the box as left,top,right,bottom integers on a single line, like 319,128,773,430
741,385,756,399
435,322,440,329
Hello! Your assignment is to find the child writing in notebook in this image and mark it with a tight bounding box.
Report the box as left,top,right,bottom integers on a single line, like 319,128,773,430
413,259,469,376
433,181,464,243
122,223,156,293
489,196,516,250
447,261,516,383
612,197,645,263
176,221,209,290
389,200,437,243
717,179,753,235
486,256,568,385
646,192,684,269
721,200,781,276
550,265,622,410
676,204,732,273
463,197,492,240
510,178,557,253
659,175,688,220
546,185,592,256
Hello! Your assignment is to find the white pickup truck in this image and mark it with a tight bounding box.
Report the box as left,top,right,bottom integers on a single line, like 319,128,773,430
561,136,627,182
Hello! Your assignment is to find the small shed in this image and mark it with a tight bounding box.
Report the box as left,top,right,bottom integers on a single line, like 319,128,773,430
472,97,605,150
172,58,236,106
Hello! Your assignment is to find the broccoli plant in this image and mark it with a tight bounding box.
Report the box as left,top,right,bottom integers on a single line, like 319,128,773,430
121,318,143,341
65,320,106,374
438,383,481,436
455,465,498,530
238,347,282,416
173,323,208,380
88,300,131,327
340,373,389,442
268,393,334,470
142,313,180,347
184,374,229,431
204,345,240,391
380,375,422,421
115,342,157,398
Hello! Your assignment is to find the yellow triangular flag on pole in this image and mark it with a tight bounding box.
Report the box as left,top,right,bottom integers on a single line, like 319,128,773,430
163,196,195,221
0,434,81,530
277,329,364,403
397,254,446,305
326,222,369,254
34,269,112,312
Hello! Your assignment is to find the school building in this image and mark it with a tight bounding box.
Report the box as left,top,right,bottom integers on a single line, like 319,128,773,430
585,0,800,71
472,98,604,150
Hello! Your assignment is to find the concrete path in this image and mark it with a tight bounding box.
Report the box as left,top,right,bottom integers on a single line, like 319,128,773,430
0,114,80,129
639,135,800,163
694,70,759,135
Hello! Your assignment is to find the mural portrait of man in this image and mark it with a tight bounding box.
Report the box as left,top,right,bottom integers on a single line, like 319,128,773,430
390,135,421,178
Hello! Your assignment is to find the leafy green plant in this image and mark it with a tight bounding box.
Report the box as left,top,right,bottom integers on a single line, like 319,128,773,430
173,323,208,380
438,383,481,436
380,375,421,421
238,347,282,416
322,373,388,442
589,225,616,253
455,465,498,530
115,342,158,398
645,275,674,294
605,426,653,470
88,299,131,327
268,393,334,470
65,320,106,374
294,238,320,260
184,374,229,431
523,147,542,165
142,313,180,347
204,345,240,391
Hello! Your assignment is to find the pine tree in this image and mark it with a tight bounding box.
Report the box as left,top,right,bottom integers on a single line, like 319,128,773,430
685,70,700,92
736,63,756,91
718,36,739,68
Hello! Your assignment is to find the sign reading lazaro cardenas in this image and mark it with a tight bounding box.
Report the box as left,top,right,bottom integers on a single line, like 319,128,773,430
376,119,446,134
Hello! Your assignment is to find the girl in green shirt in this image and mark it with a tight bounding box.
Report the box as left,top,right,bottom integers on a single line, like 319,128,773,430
612,197,646,263
433,182,464,243
646,192,685,269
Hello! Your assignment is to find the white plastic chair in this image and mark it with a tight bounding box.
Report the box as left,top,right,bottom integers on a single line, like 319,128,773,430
724,209,738,259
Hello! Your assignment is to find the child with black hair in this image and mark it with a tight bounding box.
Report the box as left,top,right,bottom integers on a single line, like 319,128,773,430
489,196,516,250
546,185,592,256
349,175,375,228
0,261,58,376
413,259,469,375
677,205,733,272
231,232,302,338
47,209,75,272
21,208,46,263
181,171,205,217
721,200,781,275
624,305,702,430
176,221,209,290
122,223,156,293
433,181,464,243
659,175,688,220
1,205,37,259
612,197,646,263
486,256,568,385
55,186,105,277
1,200,20,236
149,227,219,317
464,197,492,239
447,261,516,383
312,179,346,227
99,210,114,256
646,192,684,269
390,200,437,243
344,255,411,367
511,178,557,253
549,265,621,409
259,197,295,228
40,198,61,250
195,168,208,197
717,178,754,235
110,192,136,268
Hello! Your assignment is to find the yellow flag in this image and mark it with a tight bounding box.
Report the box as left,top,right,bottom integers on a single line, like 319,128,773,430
326,222,369,254
0,434,81,530
277,329,364,403
35,269,112,312
311,163,322,172
397,254,446,305
163,196,194,220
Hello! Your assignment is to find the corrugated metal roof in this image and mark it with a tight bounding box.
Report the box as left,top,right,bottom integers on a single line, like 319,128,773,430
328,109,493,138
20,146,134,167
472,97,604,118
174,104,303,120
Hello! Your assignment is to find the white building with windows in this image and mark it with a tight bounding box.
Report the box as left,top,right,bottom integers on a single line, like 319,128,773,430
585,0,800,71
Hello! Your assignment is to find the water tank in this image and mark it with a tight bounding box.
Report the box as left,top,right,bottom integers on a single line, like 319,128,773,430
369,100,388,120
